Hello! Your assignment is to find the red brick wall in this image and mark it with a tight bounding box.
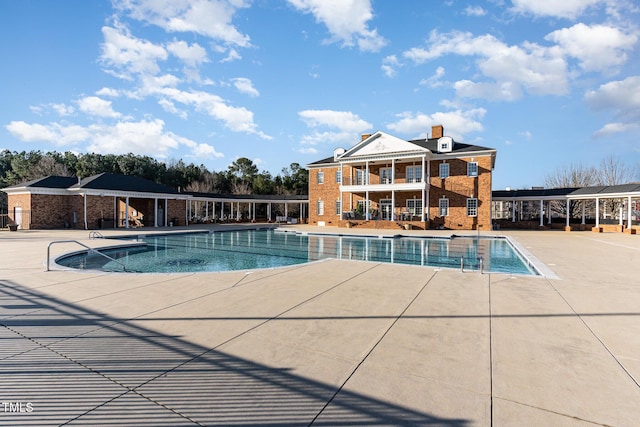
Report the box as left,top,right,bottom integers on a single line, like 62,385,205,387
308,165,342,225
7,193,31,229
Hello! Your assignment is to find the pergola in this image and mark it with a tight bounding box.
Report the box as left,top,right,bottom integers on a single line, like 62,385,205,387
492,184,640,231
566,184,640,229
186,193,309,224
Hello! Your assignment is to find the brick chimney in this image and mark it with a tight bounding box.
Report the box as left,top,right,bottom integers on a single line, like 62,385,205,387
431,125,444,139
361,133,372,141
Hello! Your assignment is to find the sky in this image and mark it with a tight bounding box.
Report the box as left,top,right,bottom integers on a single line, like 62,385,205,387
1,0,639,190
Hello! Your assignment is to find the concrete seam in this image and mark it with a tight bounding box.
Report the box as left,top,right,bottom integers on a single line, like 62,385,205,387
309,269,439,425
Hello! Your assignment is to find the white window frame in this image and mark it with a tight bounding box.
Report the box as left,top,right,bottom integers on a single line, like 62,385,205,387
467,162,478,177
406,199,423,216
335,170,342,183
317,171,324,184
406,166,422,183
380,167,392,184
335,200,341,215
356,169,366,185
467,198,478,217
439,198,449,216
317,200,324,216
439,163,449,179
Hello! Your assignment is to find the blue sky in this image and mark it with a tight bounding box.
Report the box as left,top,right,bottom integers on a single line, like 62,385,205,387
1,0,639,190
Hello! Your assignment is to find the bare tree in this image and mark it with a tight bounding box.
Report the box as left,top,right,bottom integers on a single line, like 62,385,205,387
598,155,637,185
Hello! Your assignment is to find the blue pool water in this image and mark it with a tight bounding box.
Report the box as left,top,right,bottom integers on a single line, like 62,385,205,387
56,229,538,275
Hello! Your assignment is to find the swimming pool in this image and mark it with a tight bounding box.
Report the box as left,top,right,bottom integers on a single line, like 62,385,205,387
56,229,538,275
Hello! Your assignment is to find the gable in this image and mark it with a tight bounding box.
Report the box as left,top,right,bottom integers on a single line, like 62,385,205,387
342,132,427,158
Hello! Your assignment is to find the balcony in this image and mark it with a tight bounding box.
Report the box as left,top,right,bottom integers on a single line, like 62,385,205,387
340,173,428,191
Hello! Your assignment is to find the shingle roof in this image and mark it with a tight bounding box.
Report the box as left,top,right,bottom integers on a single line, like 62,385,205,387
408,137,495,153
69,173,178,194
2,175,78,190
568,183,640,196
492,188,579,199
307,156,337,166
186,191,308,201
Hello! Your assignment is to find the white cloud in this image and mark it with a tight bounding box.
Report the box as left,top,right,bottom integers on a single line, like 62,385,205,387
509,0,601,19
96,87,121,97
464,6,486,16
77,96,122,118
113,0,251,47
287,0,387,52
190,142,224,158
593,122,640,138
420,66,446,88
100,24,168,79
386,108,486,140
5,118,201,158
6,121,90,146
403,30,569,100
298,110,372,147
299,110,372,133
585,76,640,136
585,76,640,115
167,39,209,67
381,55,400,78
231,77,259,97
158,98,188,119
219,47,242,63
30,103,75,117
546,23,637,73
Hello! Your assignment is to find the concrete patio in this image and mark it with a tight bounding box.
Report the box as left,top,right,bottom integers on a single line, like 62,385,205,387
1,225,639,426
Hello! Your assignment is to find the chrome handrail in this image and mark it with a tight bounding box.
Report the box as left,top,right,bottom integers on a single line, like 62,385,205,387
47,240,127,272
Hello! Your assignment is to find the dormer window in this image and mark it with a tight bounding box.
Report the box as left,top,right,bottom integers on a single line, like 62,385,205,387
437,136,453,153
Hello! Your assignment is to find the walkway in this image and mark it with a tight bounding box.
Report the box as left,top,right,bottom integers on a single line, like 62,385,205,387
1,226,639,425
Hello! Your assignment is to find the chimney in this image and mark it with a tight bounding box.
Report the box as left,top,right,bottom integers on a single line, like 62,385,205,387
361,133,372,141
431,125,444,139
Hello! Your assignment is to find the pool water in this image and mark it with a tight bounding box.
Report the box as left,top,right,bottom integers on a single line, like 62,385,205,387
56,229,538,275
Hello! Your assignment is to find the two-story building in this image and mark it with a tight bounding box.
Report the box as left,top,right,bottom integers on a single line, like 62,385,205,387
307,125,497,230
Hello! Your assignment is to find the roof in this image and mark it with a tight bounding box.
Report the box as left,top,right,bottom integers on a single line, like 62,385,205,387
2,175,78,190
69,173,178,194
408,137,495,154
568,183,640,198
492,187,579,199
186,191,308,201
307,132,496,168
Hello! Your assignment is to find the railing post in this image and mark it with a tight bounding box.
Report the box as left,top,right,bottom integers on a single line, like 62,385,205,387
460,256,464,273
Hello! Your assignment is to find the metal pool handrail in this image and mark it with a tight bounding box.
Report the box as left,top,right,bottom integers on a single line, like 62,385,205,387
47,240,127,272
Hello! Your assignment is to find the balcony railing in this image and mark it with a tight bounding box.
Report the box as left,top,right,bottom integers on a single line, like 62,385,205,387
341,173,426,186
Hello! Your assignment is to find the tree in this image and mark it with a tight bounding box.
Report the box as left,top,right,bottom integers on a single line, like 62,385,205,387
228,157,258,187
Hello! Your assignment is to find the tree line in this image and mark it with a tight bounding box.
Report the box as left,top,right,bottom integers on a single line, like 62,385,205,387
0,150,309,211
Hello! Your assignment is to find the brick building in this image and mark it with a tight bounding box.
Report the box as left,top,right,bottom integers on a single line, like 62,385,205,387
2,173,188,230
307,125,497,230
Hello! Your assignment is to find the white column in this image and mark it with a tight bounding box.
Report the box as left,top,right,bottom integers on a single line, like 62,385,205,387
619,202,624,226
391,159,395,183
365,191,370,220
539,199,544,227
595,197,600,227
547,201,552,224
113,197,117,227
164,198,168,226
83,193,88,230
125,196,130,229
512,200,516,222
206,201,209,219
426,158,430,221
581,202,586,225
421,186,426,222
213,201,216,221
565,199,570,228
391,190,395,221
268,203,271,221
221,202,225,220
154,198,158,227
628,196,632,229
285,203,288,218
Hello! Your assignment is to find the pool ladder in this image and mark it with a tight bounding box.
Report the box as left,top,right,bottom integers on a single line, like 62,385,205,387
46,240,127,272
460,256,484,274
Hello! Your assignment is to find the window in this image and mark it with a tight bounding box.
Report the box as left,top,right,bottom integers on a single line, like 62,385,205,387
406,166,422,183
380,168,392,184
356,170,366,185
439,198,449,216
467,198,478,217
317,171,324,184
439,163,449,179
335,200,341,215
356,200,371,213
317,200,324,215
335,170,342,183
467,162,478,177
406,199,423,216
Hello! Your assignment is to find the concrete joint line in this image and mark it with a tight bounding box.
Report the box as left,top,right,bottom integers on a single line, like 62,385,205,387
309,269,439,425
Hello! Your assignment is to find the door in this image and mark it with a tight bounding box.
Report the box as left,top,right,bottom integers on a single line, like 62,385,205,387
380,199,392,221
14,207,22,229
